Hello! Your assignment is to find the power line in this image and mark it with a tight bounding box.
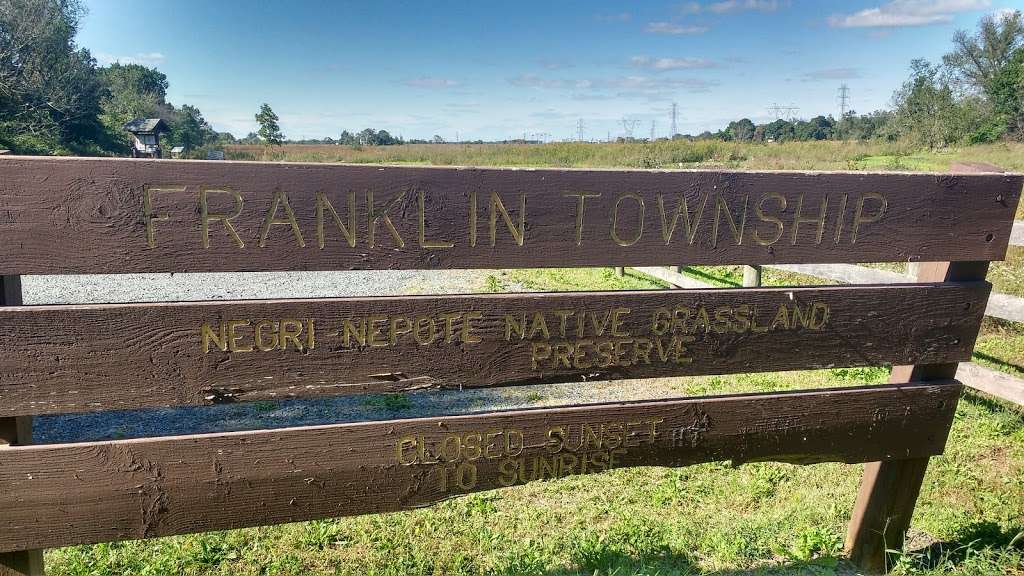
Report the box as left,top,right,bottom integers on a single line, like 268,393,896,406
670,102,678,138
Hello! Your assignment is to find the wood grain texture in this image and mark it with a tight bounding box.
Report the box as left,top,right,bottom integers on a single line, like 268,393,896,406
846,261,987,573
0,275,43,576
0,283,988,415
0,382,961,553
0,157,1019,274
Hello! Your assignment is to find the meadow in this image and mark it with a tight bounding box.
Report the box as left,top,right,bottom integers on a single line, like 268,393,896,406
47,141,1024,575
226,140,1024,174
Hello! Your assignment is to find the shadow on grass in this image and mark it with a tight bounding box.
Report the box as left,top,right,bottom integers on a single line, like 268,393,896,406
972,350,1024,375
900,521,1024,572
535,547,853,576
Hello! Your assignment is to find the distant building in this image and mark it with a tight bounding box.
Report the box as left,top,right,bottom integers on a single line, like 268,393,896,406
206,149,225,160
123,118,169,158
170,146,185,159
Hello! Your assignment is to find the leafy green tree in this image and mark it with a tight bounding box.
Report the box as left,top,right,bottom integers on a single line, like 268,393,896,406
255,103,283,146
989,47,1024,140
889,59,984,147
762,119,795,142
794,116,835,140
97,63,170,150
943,10,1023,95
170,104,213,151
0,0,107,153
724,118,755,141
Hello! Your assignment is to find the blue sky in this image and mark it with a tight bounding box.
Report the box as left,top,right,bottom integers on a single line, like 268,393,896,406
77,0,1021,141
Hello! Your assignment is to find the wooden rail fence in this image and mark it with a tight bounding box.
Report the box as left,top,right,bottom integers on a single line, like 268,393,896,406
0,157,1020,574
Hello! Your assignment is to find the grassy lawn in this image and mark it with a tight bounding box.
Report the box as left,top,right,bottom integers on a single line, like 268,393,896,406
47,268,1024,576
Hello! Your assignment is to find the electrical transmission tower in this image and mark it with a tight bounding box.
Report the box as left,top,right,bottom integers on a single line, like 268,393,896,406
670,102,678,138
767,103,799,121
838,84,850,119
576,119,585,142
650,120,656,141
621,117,640,140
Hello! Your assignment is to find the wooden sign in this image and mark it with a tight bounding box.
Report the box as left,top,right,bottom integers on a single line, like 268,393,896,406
0,382,960,552
0,157,1019,274
0,283,987,415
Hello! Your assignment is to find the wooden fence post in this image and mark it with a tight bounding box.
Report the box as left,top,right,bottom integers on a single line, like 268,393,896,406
845,261,987,573
742,265,762,287
614,267,624,277
0,275,43,576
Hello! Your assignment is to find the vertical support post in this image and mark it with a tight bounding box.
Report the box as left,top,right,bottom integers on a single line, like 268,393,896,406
673,265,684,274
845,261,988,573
742,265,762,287
614,266,624,277
0,275,44,576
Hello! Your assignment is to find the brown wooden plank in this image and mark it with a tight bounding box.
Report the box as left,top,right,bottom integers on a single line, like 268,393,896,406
0,157,1019,274
0,382,961,552
0,274,44,576
0,283,988,416
846,261,987,573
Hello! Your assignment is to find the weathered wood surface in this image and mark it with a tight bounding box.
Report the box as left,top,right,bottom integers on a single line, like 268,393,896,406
0,157,1019,274
0,382,961,553
767,263,1024,323
0,275,43,576
846,261,985,573
0,283,988,415
957,362,1024,407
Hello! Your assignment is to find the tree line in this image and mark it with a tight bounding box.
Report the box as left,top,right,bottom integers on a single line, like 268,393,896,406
689,11,1022,146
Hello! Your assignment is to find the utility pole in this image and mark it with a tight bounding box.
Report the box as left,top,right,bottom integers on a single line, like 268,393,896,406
650,120,656,141
670,102,678,138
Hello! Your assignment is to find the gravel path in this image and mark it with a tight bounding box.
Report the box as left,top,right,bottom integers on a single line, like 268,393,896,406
24,270,683,444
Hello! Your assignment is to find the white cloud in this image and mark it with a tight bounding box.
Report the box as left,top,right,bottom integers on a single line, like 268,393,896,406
94,51,165,66
644,22,709,34
828,0,990,28
707,0,785,14
800,67,862,81
403,77,461,89
630,56,720,70
678,0,786,14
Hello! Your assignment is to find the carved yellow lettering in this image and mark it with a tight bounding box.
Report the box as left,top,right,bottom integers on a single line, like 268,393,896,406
200,187,245,248
564,192,601,246
201,322,227,353
851,192,887,243
489,192,526,246
316,191,357,248
753,192,786,246
419,190,454,248
143,185,182,248
258,190,306,248
610,193,645,247
367,190,406,248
